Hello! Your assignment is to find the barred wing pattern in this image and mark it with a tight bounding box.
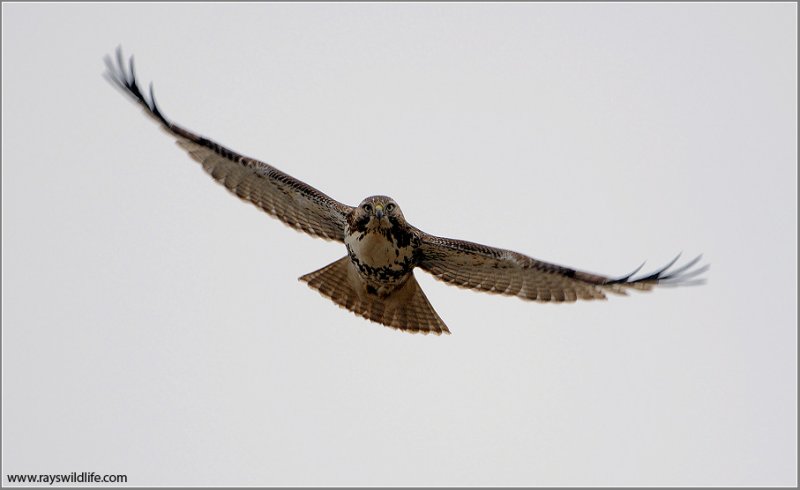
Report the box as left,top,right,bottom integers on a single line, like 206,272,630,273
418,234,706,302
104,49,352,242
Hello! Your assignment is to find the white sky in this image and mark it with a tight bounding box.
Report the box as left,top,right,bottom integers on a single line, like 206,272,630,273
2,2,796,486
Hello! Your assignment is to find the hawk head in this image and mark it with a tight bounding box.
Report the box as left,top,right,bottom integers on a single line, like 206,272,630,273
354,195,405,231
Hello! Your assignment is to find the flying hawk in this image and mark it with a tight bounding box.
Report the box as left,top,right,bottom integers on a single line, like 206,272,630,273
104,48,707,335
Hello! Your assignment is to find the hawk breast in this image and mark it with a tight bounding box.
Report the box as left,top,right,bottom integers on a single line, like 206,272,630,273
344,228,416,291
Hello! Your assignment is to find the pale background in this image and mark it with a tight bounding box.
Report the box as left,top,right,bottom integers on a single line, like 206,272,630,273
2,3,796,486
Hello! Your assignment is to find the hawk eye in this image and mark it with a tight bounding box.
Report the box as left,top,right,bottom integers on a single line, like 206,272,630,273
362,204,373,213
386,203,396,212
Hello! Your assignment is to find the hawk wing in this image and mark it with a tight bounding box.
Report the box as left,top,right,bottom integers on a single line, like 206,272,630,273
104,48,352,242
417,233,707,302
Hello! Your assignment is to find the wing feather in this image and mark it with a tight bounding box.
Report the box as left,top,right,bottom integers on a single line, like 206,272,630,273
417,233,707,302
104,47,351,242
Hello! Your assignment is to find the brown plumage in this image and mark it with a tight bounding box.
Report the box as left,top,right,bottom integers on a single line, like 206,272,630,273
300,257,448,335
104,48,707,335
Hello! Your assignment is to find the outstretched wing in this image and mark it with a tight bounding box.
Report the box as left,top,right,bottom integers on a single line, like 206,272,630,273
418,233,707,302
104,47,352,242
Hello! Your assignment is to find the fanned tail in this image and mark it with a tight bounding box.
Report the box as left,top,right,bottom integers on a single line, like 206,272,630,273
299,257,450,335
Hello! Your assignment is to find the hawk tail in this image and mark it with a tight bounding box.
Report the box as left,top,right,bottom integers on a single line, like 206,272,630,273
300,257,450,335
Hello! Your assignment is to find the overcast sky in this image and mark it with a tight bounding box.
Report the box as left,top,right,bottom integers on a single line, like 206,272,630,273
2,3,796,486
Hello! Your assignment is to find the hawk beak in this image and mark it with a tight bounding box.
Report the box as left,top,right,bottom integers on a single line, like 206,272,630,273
375,205,384,220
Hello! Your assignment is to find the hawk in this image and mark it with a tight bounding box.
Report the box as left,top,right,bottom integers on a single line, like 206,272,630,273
104,48,707,335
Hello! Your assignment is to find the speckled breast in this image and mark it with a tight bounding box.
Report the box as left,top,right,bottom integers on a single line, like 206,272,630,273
344,227,416,295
